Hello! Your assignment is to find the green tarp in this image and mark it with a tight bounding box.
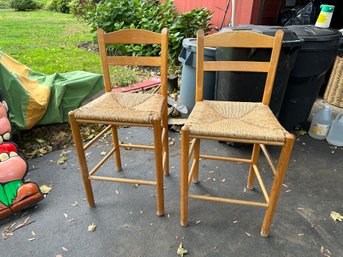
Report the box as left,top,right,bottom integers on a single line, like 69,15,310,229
0,51,103,130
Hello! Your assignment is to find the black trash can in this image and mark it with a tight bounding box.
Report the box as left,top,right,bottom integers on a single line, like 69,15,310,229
215,25,303,117
278,25,341,130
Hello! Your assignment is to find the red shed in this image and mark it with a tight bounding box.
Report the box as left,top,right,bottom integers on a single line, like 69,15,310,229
160,0,284,29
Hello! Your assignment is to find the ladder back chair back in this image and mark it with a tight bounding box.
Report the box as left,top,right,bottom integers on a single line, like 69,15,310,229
69,28,169,216
180,29,295,236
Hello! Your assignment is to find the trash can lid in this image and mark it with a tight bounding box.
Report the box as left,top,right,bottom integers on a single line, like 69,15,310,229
220,25,303,47
182,38,216,57
286,25,341,42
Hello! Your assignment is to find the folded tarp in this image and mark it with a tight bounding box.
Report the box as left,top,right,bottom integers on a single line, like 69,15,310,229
0,51,103,130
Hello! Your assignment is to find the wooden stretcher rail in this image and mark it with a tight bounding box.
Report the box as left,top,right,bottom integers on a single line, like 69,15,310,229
188,159,198,190
199,154,252,164
253,165,269,203
89,148,116,176
89,175,157,186
189,194,268,207
188,139,197,159
119,143,155,150
83,125,112,151
260,144,277,175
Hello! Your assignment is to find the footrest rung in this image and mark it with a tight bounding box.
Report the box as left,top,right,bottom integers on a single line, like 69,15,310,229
189,194,268,207
89,175,157,186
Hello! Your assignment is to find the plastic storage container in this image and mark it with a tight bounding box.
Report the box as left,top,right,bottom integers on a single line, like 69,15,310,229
308,104,332,140
315,4,335,29
279,25,341,130
326,113,343,146
215,25,303,117
178,38,216,112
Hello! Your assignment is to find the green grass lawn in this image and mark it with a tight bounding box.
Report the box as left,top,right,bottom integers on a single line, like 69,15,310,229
0,9,102,74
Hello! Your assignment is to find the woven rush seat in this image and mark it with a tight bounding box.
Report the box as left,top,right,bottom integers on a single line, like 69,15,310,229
185,101,287,142
74,91,165,124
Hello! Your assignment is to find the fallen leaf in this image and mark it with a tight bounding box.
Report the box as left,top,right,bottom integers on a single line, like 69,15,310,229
195,220,201,224
295,130,307,136
31,231,36,236
88,223,96,232
177,243,188,256
40,184,52,194
71,201,78,207
330,211,343,221
100,151,107,156
57,151,68,164
169,138,176,146
35,138,45,144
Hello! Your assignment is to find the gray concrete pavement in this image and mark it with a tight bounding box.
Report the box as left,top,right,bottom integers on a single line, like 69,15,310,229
0,126,342,257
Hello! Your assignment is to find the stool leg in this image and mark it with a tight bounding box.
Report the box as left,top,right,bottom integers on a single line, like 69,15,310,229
153,118,164,216
192,139,200,183
261,134,295,237
68,113,95,208
181,126,190,227
247,144,261,189
162,106,169,176
111,125,122,171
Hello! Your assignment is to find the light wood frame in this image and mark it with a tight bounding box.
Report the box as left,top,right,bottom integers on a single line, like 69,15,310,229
69,28,169,216
180,29,296,236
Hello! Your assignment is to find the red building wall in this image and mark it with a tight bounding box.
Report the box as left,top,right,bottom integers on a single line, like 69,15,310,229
160,0,283,29
169,0,257,29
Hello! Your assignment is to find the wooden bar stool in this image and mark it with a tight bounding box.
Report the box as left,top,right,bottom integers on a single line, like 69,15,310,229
69,28,169,216
180,29,295,236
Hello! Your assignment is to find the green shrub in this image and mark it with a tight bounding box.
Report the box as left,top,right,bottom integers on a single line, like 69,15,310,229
69,0,98,18
48,0,71,13
84,0,212,65
10,0,38,11
0,0,11,9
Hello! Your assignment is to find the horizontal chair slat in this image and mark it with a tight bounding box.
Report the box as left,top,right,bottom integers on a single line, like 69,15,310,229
107,56,161,66
204,61,270,72
204,31,275,48
103,29,162,44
